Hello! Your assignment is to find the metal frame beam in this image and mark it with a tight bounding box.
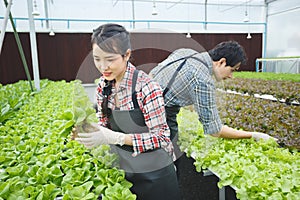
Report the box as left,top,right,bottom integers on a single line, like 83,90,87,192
27,0,40,90
0,0,13,54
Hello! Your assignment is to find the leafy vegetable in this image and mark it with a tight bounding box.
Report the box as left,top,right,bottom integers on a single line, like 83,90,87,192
217,77,300,103
215,91,300,150
0,80,135,200
178,108,300,200
233,72,300,82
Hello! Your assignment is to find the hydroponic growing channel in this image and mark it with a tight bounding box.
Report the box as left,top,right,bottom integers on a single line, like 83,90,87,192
1,71,299,200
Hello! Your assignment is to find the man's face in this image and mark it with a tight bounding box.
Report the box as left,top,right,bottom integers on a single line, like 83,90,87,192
213,59,240,81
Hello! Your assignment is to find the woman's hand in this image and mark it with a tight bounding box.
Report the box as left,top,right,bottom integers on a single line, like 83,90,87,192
75,124,125,148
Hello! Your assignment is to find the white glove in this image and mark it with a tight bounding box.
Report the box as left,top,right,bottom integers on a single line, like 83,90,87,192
251,132,278,141
75,124,125,148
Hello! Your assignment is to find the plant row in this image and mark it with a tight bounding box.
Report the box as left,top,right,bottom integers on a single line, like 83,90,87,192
0,80,136,200
216,78,300,104
215,91,300,150
0,81,33,125
233,72,300,82
177,108,300,200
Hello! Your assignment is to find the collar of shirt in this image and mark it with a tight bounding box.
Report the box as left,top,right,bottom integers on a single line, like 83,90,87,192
117,62,136,92
201,52,213,76
186,50,213,76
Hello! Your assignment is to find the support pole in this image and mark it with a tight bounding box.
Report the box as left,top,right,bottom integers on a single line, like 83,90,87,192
204,0,208,30
131,0,135,29
0,0,13,54
219,186,225,200
27,0,40,91
3,0,33,91
44,0,49,29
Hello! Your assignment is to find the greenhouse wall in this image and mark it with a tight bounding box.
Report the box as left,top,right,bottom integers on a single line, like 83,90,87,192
0,32,262,85
266,0,300,58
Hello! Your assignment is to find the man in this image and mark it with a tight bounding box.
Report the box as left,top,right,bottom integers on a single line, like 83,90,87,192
150,40,275,141
149,41,276,182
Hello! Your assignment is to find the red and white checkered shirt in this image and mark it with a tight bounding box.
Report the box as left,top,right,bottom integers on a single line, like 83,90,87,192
96,63,173,157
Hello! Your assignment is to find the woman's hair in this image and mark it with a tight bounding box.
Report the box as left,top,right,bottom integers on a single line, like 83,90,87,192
91,23,131,55
208,41,247,67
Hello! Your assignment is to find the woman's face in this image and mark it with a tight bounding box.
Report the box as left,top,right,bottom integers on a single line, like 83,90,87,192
92,43,130,82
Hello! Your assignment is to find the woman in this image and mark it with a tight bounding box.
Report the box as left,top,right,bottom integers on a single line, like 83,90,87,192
75,23,181,200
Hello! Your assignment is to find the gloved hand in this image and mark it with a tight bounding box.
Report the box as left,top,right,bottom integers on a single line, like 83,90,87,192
75,123,125,148
251,132,278,141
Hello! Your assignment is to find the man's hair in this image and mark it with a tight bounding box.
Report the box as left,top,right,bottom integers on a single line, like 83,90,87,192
91,23,131,55
208,41,247,67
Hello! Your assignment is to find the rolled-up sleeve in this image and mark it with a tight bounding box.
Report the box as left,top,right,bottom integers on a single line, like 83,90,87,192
193,78,222,135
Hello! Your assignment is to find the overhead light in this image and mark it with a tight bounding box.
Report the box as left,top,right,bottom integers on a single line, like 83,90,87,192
247,33,252,39
243,16,249,23
243,11,249,22
32,0,40,16
49,29,55,36
32,10,40,16
186,32,191,38
152,7,158,15
243,0,249,22
152,1,158,15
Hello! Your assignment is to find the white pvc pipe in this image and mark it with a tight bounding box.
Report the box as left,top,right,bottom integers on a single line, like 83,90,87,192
27,0,40,91
0,0,13,55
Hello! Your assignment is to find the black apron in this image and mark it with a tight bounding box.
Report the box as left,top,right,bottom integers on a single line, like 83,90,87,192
108,70,181,200
159,53,209,159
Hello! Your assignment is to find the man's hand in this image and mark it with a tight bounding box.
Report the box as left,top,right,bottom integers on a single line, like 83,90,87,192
75,124,125,148
251,132,278,141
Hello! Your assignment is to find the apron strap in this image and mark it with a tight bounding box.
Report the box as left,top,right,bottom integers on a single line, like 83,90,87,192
131,69,139,109
162,52,199,97
163,59,187,97
155,52,198,75
189,56,209,68
161,53,209,139
155,57,186,75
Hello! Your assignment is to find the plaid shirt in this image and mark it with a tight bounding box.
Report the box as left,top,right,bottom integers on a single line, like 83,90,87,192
150,48,222,135
96,63,173,157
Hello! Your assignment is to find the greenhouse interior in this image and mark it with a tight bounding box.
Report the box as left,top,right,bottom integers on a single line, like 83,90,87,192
0,0,299,199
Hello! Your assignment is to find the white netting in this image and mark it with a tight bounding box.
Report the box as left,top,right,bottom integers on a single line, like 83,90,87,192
256,57,300,73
